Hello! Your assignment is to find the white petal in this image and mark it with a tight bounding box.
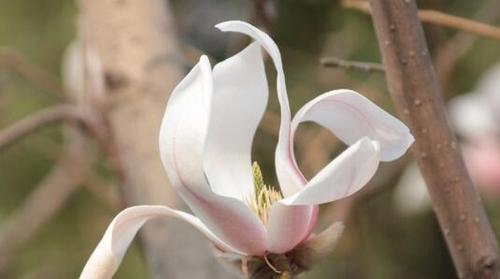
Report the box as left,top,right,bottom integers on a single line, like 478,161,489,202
266,204,317,254
292,89,414,162
280,137,380,205
159,55,213,196
216,21,305,197
159,56,267,255
79,205,239,279
203,42,268,201
449,93,496,140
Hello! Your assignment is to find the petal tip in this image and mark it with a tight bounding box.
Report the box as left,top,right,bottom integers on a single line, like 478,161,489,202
215,20,246,32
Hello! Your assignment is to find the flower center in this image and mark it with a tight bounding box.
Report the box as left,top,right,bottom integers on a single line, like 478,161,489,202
247,162,283,224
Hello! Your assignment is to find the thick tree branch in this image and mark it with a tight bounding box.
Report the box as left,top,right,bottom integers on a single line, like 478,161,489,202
368,0,500,278
78,0,235,278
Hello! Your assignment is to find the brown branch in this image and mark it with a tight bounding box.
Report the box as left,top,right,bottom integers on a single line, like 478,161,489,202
0,47,65,98
368,0,500,278
345,0,500,41
320,57,385,73
0,104,102,152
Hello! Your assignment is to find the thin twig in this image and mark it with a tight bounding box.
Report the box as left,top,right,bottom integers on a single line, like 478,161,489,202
320,57,385,73
0,104,102,152
344,0,500,41
420,10,500,41
0,47,65,98
369,0,500,277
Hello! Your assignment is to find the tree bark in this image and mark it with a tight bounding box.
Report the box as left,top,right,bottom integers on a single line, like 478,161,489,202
368,0,500,278
78,0,234,278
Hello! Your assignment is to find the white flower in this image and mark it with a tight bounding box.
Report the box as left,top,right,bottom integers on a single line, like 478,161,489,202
80,20,413,279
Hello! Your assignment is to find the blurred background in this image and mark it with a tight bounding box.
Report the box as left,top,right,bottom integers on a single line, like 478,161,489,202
1,0,500,278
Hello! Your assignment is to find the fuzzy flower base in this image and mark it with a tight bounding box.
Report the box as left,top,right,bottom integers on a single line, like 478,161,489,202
214,222,345,279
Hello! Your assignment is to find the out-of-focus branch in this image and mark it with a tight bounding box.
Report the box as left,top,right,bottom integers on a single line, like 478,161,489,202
251,0,274,32
344,0,500,41
369,0,500,277
82,174,121,209
434,0,500,95
78,0,235,277
0,125,96,273
320,57,385,73
419,10,500,41
0,104,101,152
0,48,65,98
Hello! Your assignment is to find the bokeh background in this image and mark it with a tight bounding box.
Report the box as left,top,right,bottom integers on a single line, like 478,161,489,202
1,0,500,278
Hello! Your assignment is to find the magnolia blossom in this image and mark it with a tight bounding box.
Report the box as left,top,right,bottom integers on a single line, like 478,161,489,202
80,21,413,278
395,63,500,215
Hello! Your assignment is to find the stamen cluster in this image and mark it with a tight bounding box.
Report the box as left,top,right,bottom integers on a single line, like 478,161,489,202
248,162,283,224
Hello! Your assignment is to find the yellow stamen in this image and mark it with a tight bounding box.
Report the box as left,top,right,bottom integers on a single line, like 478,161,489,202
248,162,283,224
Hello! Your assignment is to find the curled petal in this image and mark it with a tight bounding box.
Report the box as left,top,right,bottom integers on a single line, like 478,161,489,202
79,206,240,279
204,42,268,201
281,137,380,205
159,55,267,255
216,20,305,197
159,55,213,196
292,89,414,162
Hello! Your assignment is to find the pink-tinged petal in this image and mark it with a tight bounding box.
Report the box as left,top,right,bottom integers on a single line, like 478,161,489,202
216,21,305,197
292,89,414,162
159,56,267,255
159,55,213,195
203,42,268,201
463,140,500,195
80,205,240,279
175,186,268,255
266,203,317,254
281,137,380,205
